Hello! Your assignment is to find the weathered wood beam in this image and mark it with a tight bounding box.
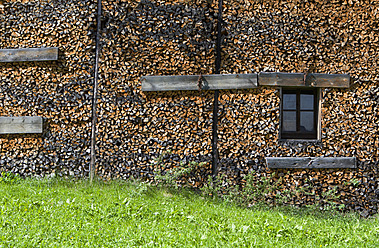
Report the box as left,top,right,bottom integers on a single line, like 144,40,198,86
0,117,43,134
142,72,350,91
259,72,350,88
266,157,356,169
0,48,58,62
141,74,258,91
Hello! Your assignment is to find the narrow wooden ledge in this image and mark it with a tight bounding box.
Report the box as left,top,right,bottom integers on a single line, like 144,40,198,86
0,48,58,62
259,72,350,88
0,117,43,134
266,157,356,169
142,72,350,91
141,74,258,91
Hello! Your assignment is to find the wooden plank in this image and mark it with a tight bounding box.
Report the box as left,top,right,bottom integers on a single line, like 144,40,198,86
266,157,356,169
258,72,350,88
0,117,43,134
0,48,58,62
259,72,304,87
141,73,258,91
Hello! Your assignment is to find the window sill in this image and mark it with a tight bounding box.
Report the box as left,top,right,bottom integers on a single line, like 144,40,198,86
278,139,321,144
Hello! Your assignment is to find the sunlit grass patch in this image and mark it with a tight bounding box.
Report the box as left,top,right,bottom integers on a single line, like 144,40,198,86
0,178,378,247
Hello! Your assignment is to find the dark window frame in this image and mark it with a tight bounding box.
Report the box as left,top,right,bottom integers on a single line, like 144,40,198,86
280,88,319,140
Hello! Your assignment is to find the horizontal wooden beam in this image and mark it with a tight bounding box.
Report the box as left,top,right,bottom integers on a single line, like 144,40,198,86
142,72,350,91
0,117,43,134
266,157,356,169
0,48,58,62
141,74,258,91
259,72,350,88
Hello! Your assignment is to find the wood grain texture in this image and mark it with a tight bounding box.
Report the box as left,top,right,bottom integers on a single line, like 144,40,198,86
141,74,258,91
266,157,356,169
0,48,58,62
258,72,350,88
0,117,43,134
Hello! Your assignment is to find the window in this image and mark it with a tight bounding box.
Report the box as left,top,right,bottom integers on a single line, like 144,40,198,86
280,88,319,140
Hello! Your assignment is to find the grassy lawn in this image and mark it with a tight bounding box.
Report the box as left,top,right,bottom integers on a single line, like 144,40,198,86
0,178,378,247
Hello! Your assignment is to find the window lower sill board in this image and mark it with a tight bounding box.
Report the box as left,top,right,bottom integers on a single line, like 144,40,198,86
266,157,356,169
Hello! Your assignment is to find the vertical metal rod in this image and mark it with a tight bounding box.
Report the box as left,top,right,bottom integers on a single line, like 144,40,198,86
211,0,223,177
90,0,102,183
215,0,223,74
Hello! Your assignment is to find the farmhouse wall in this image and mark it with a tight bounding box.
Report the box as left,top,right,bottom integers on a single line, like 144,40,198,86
0,0,378,214
96,0,217,181
218,0,379,212
0,0,95,177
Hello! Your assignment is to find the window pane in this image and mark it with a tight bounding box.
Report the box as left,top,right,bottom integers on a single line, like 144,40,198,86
300,112,314,132
282,111,296,131
283,94,296,110
300,94,314,110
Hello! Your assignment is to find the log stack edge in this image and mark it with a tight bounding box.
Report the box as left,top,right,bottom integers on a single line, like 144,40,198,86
0,0,378,215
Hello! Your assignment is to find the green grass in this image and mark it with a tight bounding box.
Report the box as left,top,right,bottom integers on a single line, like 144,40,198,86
0,178,378,247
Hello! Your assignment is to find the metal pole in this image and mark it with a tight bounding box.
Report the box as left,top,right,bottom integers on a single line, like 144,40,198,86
211,0,223,177
90,0,102,183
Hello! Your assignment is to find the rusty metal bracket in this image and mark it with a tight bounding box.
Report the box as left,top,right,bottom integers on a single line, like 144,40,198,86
303,71,308,85
197,73,203,91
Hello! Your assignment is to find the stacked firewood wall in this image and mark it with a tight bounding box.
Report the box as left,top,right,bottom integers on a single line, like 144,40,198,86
0,0,378,214
0,0,95,177
218,0,379,214
96,0,217,182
